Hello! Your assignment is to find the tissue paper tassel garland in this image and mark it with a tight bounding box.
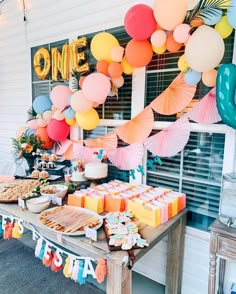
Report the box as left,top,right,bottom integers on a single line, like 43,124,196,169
12,223,23,239
63,257,73,278
4,223,14,239
95,258,107,283
71,260,79,282
38,243,46,260
0,221,3,237
42,250,53,267
78,260,87,285
35,238,43,257
51,252,63,272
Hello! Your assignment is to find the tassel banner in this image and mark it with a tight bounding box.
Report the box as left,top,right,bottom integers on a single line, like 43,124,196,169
0,213,24,239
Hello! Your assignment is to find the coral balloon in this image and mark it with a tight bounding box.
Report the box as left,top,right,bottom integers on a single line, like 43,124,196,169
108,62,123,78
124,4,156,40
91,32,119,62
112,76,124,88
33,95,52,115
35,127,54,149
185,25,225,72
202,69,217,87
50,85,72,111
153,0,187,31
96,60,109,75
82,73,111,102
150,30,167,48
110,46,124,62
71,90,93,112
125,39,153,67
166,33,182,53
215,16,233,39
79,76,86,89
173,24,191,43
75,108,100,130
121,58,134,74
152,45,166,54
47,120,70,142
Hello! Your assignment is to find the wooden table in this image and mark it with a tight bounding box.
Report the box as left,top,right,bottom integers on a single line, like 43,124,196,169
0,203,187,294
208,218,236,294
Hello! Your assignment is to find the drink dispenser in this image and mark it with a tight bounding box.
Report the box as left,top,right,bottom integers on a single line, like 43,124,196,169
219,173,236,228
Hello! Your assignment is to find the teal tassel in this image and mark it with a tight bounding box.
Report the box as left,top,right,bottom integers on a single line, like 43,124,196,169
0,221,3,237
77,260,87,285
38,242,45,260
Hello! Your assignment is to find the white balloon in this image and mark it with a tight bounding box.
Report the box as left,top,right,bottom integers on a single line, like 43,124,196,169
185,25,225,72
187,0,200,10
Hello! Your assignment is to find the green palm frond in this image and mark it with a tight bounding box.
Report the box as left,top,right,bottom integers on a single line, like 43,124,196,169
186,0,230,23
27,107,36,122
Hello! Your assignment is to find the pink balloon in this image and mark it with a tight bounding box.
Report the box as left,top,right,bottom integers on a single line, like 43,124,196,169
50,85,72,111
112,76,124,88
37,118,48,127
110,46,125,62
92,102,100,108
52,109,65,121
27,119,38,129
70,90,93,112
82,73,111,102
42,110,53,122
150,30,167,48
173,24,191,43
47,119,70,142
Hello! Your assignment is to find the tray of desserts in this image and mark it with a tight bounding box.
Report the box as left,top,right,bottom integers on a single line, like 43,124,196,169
38,206,103,236
26,174,62,181
0,179,40,202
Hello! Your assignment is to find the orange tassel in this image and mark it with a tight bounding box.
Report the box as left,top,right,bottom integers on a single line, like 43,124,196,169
95,258,107,283
42,251,53,267
4,223,14,239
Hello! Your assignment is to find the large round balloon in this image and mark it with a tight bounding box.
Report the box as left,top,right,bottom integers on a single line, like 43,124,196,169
34,127,54,149
50,85,72,111
82,73,111,102
108,62,123,78
96,60,109,75
33,95,52,115
124,4,156,40
185,25,225,72
47,119,70,142
216,64,236,129
71,90,93,112
153,0,187,31
125,39,153,67
75,108,100,130
91,32,119,62
202,69,217,87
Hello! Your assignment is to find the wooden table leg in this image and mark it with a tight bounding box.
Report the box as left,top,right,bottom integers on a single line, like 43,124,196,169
165,214,186,294
106,260,132,294
208,232,217,294
217,258,226,294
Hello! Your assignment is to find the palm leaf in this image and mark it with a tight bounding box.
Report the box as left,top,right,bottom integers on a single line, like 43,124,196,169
186,0,230,23
27,107,37,122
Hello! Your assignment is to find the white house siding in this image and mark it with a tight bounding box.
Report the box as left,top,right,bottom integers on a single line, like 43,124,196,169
0,1,235,293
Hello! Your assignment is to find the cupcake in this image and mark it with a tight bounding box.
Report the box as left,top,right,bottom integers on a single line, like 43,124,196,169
31,169,40,178
49,154,58,161
47,161,56,169
39,170,49,179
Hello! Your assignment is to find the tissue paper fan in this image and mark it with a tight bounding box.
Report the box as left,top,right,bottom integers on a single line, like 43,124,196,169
63,143,76,160
115,107,154,144
73,144,101,162
144,117,190,157
106,143,144,170
84,131,118,149
150,73,197,115
52,139,72,155
187,87,221,124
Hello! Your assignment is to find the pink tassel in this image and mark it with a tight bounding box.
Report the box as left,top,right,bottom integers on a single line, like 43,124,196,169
95,258,107,283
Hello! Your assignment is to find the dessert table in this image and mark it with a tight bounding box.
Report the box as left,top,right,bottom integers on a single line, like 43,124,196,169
0,203,187,294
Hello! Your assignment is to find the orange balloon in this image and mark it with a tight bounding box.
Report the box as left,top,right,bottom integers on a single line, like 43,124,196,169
166,33,182,53
190,19,204,27
202,69,217,87
79,76,86,88
65,118,76,126
125,39,153,68
34,127,54,149
108,62,123,78
96,60,109,75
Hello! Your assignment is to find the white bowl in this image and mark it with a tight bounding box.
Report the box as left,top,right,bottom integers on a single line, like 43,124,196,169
26,196,51,214
40,184,68,199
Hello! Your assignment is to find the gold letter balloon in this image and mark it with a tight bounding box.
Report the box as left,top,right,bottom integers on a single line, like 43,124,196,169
33,48,51,80
70,37,90,74
51,44,70,81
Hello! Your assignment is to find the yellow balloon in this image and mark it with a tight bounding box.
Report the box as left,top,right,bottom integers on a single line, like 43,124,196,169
33,48,50,80
178,54,190,72
75,108,100,130
215,16,233,39
65,118,76,126
152,45,166,54
121,58,134,75
70,37,90,74
91,32,119,62
51,44,70,81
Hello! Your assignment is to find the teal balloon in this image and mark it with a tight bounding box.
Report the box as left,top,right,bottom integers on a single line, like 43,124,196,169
33,95,52,115
184,69,201,85
216,64,236,129
64,107,75,119
227,0,236,29
204,9,222,25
